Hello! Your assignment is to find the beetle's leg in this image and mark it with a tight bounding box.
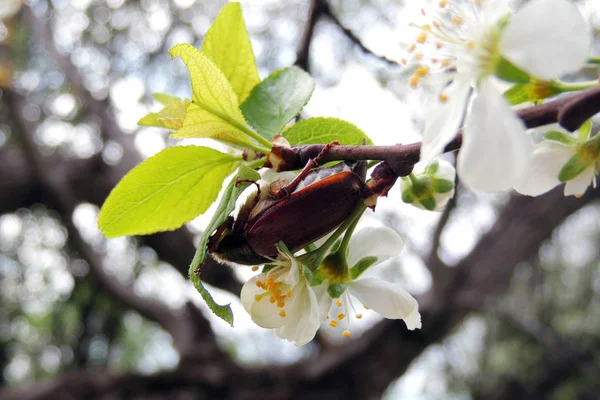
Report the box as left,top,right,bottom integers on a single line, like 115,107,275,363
271,141,340,198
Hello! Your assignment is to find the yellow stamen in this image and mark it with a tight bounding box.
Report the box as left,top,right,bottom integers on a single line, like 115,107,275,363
337,313,346,320
433,21,441,29
415,66,429,78
336,299,343,307
410,73,422,85
329,320,338,328
408,44,417,53
435,42,443,49
439,0,448,7
364,306,370,310
414,52,424,61
251,266,259,271
453,15,463,25
422,24,431,30
279,309,286,318
401,58,407,65
465,41,475,50
343,330,352,338
441,59,451,67
439,93,449,103
416,32,427,44
356,314,363,319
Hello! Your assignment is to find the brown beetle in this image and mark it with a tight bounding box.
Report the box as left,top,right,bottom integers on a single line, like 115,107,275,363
208,159,367,265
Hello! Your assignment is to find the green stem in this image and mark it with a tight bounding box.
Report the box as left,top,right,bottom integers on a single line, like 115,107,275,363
336,207,362,262
553,80,599,93
299,204,367,270
408,172,419,185
320,204,366,256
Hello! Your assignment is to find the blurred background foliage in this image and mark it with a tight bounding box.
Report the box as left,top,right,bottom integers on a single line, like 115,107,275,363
1,0,600,399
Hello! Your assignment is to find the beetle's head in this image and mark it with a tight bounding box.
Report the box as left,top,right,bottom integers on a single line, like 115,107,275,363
208,218,270,266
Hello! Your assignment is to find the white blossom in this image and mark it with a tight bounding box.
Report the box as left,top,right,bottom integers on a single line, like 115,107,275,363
240,251,320,346
405,0,590,192
317,227,421,337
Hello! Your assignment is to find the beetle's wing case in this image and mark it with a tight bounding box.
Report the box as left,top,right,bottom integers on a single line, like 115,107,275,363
245,160,366,257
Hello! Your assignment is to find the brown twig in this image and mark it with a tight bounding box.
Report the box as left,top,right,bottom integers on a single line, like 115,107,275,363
272,85,600,176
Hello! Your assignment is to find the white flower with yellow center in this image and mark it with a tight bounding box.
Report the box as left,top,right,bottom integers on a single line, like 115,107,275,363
240,250,320,346
316,227,421,338
405,0,590,192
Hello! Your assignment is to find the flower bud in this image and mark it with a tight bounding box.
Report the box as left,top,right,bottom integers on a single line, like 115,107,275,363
399,159,456,211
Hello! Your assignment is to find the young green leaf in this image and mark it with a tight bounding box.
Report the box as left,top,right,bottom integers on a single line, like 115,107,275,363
153,92,186,106
282,117,373,146
188,165,260,326
189,165,260,272
138,95,191,130
202,2,260,104
169,44,254,146
98,146,239,238
240,67,315,140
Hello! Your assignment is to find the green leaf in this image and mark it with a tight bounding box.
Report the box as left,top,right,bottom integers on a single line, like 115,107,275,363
495,57,531,84
282,117,374,146
188,165,260,326
544,130,578,145
138,95,191,130
153,92,186,106
241,67,315,140
169,44,253,145
189,165,260,272
503,83,530,105
98,146,239,238
558,153,588,182
202,2,260,104
190,277,235,327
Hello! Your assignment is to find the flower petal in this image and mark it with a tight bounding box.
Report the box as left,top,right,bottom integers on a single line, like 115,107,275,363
240,274,265,314
500,0,590,80
421,75,472,161
513,140,574,196
564,166,595,196
349,278,421,330
274,283,320,346
347,227,404,268
458,79,531,192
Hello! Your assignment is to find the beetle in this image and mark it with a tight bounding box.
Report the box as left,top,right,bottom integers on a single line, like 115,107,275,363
207,159,367,265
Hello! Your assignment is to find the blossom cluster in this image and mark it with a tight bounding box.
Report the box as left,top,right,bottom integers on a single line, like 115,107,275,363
241,227,420,346
401,0,596,197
